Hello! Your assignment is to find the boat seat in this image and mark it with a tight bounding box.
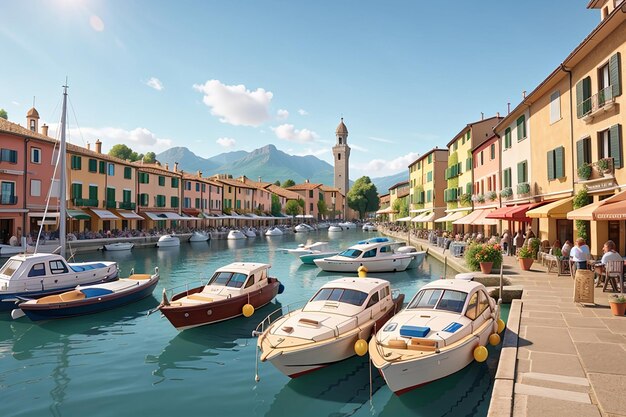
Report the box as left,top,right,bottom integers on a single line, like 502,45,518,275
36,294,64,304
386,339,408,349
187,294,214,302
407,337,438,351
298,317,320,326
128,274,151,280
60,290,86,302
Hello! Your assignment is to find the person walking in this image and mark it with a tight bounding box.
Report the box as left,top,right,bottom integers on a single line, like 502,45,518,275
501,230,511,256
513,230,524,256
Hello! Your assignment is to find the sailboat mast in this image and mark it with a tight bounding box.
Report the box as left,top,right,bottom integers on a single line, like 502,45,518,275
59,84,68,258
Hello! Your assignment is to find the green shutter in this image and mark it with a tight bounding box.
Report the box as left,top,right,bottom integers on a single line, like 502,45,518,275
89,185,98,201
576,139,584,168
123,189,131,203
517,116,526,140
99,161,105,174
158,176,165,186
72,183,82,199
88,159,97,172
124,167,132,179
547,151,555,181
444,189,448,202
610,124,622,169
107,187,115,202
583,77,591,115
517,162,524,183
465,182,472,195
610,52,621,97
576,79,584,118
555,147,564,178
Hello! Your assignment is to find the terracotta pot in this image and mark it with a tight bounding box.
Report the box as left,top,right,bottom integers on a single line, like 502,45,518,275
479,262,493,274
609,301,626,316
519,257,534,271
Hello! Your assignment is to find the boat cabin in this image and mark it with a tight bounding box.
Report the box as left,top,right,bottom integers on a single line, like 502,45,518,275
302,277,391,317
406,279,493,318
336,242,394,260
202,262,270,296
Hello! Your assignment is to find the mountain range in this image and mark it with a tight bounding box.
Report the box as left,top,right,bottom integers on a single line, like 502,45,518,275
155,144,405,193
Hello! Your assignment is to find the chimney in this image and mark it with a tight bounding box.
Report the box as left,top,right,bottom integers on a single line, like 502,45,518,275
197,170,202,177
174,162,179,172
522,91,527,99
87,142,91,151
481,112,484,120
305,179,309,183
496,112,500,118
507,102,511,114
165,162,169,170
95,139,102,154
258,176,262,182
41,124,49,136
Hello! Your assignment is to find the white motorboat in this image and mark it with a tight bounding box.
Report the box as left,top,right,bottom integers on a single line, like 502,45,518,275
294,223,314,233
265,227,283,236
189,231,210,242
0,253,118,313
362,222,377,232
338,222,356,229
103,242,134,251
316,222,330,229
157,234,180,247
227,230,246,240
369,279,501,395
243,228,257,238
0,237,30,257
255,277,405,378
282,241,330,258
313,240,417,273
328,225,343,232
396,245,426,269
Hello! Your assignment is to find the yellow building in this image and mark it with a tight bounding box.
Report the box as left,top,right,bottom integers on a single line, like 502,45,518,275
387,181,409,222
408,149,448,229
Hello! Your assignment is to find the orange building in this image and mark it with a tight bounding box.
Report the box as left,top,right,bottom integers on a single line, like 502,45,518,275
135,162,185,230
287,181,325,219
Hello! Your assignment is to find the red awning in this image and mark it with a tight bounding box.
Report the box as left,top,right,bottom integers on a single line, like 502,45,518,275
505,202,545,220
182,209,201,216
485,206,519,220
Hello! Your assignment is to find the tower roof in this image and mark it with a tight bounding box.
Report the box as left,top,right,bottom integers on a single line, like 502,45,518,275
27,107,40,118
335,118,348,135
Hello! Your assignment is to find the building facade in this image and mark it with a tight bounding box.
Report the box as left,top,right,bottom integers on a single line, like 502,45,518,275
332,118,350,218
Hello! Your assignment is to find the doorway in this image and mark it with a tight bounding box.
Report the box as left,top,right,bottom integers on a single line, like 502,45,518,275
608,221,621,255
0,219,13,244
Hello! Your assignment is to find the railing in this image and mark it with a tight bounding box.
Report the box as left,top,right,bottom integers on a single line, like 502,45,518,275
578,157,614,182
579,85,615,120
118,201,136,210
0,195,17,205
73,198,98,207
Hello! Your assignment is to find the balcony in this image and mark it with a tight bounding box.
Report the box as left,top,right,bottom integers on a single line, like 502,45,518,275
0,195,17,205
73,198,98,207
577,158,616,191
579,86,617,123
104,200,117,209
118,201,136,210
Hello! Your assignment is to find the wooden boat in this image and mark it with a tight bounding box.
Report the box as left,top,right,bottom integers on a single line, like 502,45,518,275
0,253,119,312
103,242,134,251
369,279,500,395
159,262,282,331
14,267,159,321
256,277,404,378
313,240,417,273
189,231,210,242
227,230,246,240
157,234,180,247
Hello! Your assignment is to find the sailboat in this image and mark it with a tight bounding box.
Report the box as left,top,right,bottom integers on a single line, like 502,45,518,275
1,84,119,314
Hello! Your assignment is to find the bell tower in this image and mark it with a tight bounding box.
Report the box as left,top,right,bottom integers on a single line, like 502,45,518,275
332,118,350,218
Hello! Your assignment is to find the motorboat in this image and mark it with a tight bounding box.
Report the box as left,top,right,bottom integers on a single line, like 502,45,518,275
243,227,257,238
282,241,330,258
0,253,118,312
316,222,330,229
338,222,356,229
328,225,343,232
265,227,283,236
14,267,159,321
227,230,246,240
294,223,314,233
369,279,500,395
159,262,282,331
103,242,134,251
313,240,418,273
189,231,210,242
298,251,339,265
362,222,377,232
157,234,180,248
255,277,405,378
396,245,426,269
0,238,31,257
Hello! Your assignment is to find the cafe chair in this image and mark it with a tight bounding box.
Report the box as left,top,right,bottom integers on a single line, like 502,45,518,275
603,260,624,293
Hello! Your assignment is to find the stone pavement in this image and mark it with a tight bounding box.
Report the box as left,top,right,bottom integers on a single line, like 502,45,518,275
380,228,626,417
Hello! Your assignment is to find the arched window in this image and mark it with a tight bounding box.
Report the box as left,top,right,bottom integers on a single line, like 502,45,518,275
338,153,341,161
339,138,343,145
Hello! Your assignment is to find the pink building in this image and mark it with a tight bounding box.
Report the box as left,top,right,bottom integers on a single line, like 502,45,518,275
471,134,500,234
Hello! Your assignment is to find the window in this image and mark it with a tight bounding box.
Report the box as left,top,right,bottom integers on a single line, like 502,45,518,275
338,153,341,161
547,147,565,180
139,172,149,184
408,289,443,309
517,160,528,183
107,163,115,176
195,198,200,208
99,160,105,174
171,178,179,188
309,202,313,211
504,128,512,149
171,196,179,208
28,263,46,277
202,184,206,192
576,137,592,169
0,149,18,163
490,144,495,160
576,76,592,118
465,293,478,320
158,176,165,186
244,275,255,289
138,193,149,206
310,287,368,307
106,187,115,204
550,91,561,123
516,115,527,141
30,179,41,197
598,124,623,169
366,292,380,308
124,166,132,179
427,171,432,182
31,147,41,164
480,151,484,165
363,248,377,258
196,183,200,192
123,189,131,203
88,159,97,172
427,189,432,203
89,185,98,201
428,154,432,163
71,155,81,170
49,260,68,274
0,181,16,204
71,183,83,199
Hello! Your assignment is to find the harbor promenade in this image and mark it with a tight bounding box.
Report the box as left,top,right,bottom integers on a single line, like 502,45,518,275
380,228,626,417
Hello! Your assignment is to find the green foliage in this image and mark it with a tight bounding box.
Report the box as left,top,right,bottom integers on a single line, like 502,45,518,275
529,238,541,257
143,152,156,163
392,198,409,218
465,243,503,271
109,144,141,161
577,163,591,180
610,294,626,303
500,187,513,198
573,187,590,240
285,200,301,217
459,193,472,206
552,247,562,258
517,182,530,195
575,220,589,241
347,176,380,219
317,199,328,219
0,109,7,120
282,179,295,188
271,194,281,216
518,245,533,259
297,198,305,209
274,180,281,186
596,158,609,172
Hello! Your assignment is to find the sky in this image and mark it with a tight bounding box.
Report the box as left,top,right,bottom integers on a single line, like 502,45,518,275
0,0,601,179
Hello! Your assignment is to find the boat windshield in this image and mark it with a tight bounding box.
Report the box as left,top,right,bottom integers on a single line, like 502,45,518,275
0,259,22,278
208,271,249,288
407,289,467,313
310,287,368,306
338,249,362,258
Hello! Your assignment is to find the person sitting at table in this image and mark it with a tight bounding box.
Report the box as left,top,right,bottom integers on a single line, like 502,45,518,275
570,238,591,270
549,239,562,256
593,240,622,286
561,240,572,258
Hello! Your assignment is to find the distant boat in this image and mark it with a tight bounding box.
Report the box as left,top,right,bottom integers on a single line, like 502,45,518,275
243,227,257,238
189,231,210,242
317,222,330,229
294,224,314,233
298,251,339,265
227,230,246,240
313,240,418,273
338,222,356,229
265,227,283,236
362,222,377,232
103,242,134,251
157,235,180,247
328,225,343,232
14,267,160,321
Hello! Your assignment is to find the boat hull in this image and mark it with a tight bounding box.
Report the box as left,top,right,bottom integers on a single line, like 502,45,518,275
157,236,180,247
104,243,134,251
19,277,159,321
189,233,209,242
371,318,494,395
314,256,413,273
299,252,339,265
161,278,281,330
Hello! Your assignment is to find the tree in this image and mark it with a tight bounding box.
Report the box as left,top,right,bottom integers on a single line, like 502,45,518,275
273,180,281,186
347,176,380,219
392,198,409,218
285,199,302,223
271,194,282,216
108,144,141,161
317,199,328,220
143,152,156,163
0,109,7,120
282,179,295,188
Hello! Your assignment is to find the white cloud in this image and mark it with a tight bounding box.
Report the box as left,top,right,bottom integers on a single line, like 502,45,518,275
272,124,319,143
193,79,273,126
298,109,308,116
48,125,172,153
368,136,394,144
11,101,20,106
354,152,420,176
276,109,289,120
216,137,236,148
145,77,164,91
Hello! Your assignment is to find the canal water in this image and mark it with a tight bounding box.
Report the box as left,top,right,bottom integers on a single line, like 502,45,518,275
0,229,507,417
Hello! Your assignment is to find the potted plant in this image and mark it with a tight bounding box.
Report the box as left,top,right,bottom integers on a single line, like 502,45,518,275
609,295,626,316
578,163,592,180
518,245,534,270
486,191,497,201
471,243,503,274
596,158,610,174
517,182,531,195
500,187,513,199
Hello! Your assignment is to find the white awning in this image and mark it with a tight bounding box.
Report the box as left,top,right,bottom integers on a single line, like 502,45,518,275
295,214,315,219
434,211,469,223
395,216,413,222
117,210,143,220
411,212,431,222
143,211,187,221
28,212,60,218
91,209,120,220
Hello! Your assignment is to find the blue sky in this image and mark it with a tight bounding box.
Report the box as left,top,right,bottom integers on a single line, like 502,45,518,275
0,0,600,179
